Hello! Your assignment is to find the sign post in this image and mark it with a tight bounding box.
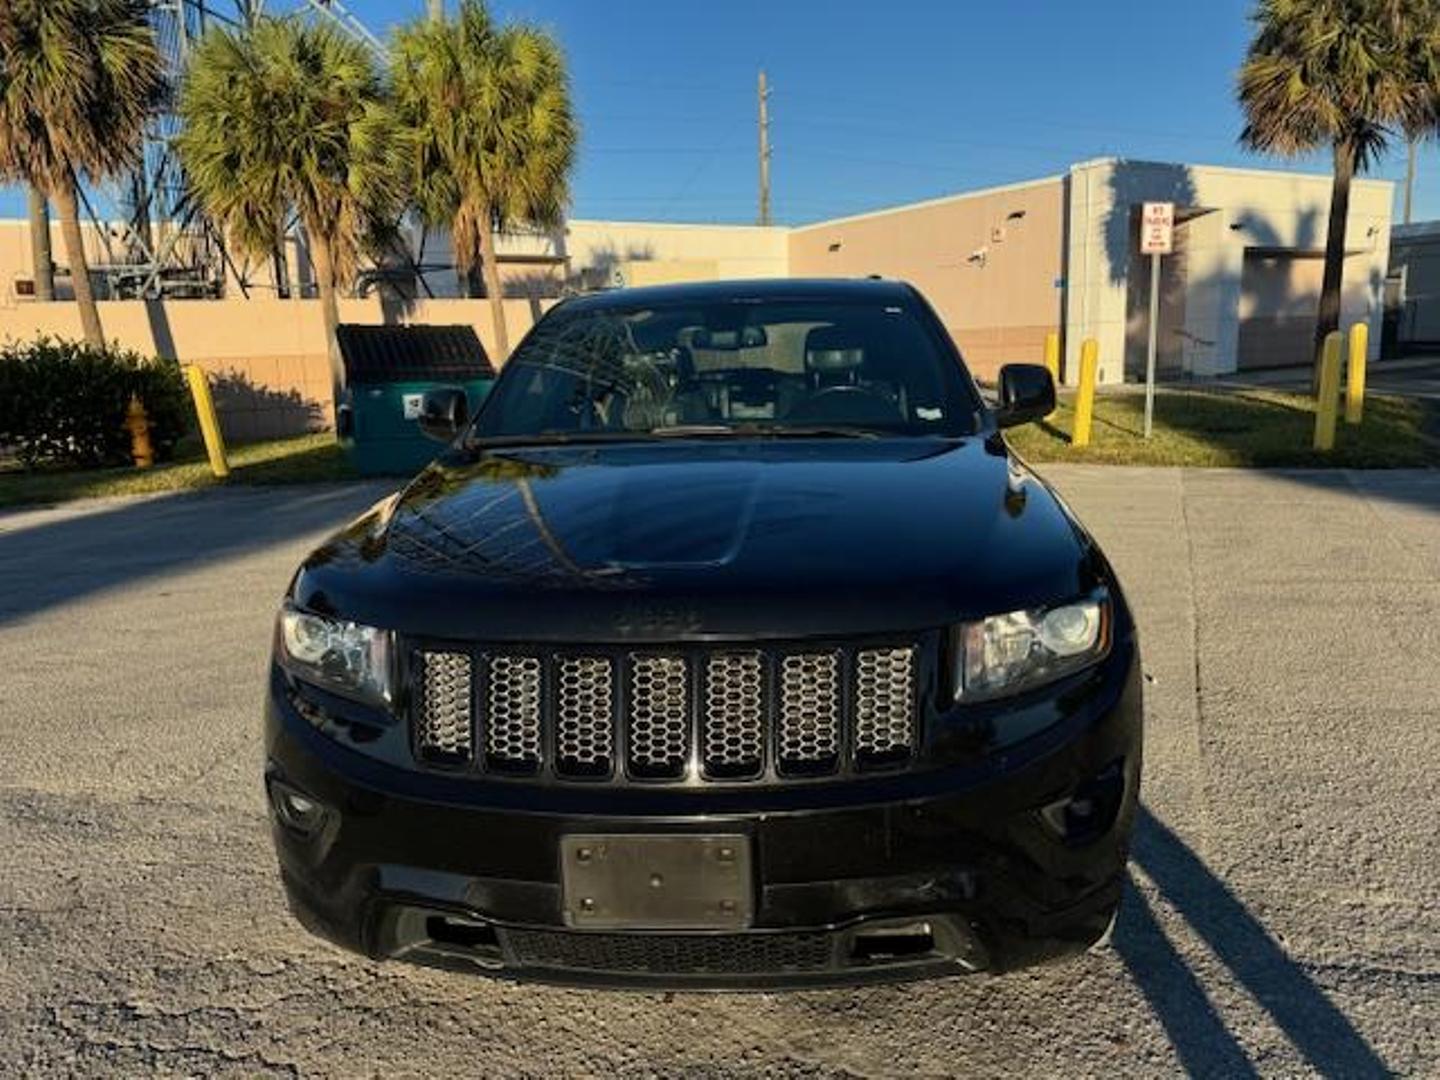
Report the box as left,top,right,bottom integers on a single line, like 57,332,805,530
1139,202,1174,439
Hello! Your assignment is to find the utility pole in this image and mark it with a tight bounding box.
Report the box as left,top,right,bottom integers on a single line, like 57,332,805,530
758,70,772,226
1404,138,1417,225
428,0,443,21
26,186,54,301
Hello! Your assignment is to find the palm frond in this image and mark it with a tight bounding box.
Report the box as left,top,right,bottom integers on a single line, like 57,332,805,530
1238,0,1440,166
0,0,162,191
175,16,410,288
390,0,578,258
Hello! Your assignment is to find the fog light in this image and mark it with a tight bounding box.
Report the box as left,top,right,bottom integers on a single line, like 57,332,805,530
1039,760,1125,845
269,779,329,836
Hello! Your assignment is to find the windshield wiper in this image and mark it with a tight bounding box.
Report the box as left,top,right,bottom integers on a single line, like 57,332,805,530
465,430,647,449
649,423,883,439
465,424,890,450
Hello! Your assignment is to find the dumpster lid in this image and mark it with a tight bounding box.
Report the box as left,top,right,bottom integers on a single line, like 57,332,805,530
336,324,496,383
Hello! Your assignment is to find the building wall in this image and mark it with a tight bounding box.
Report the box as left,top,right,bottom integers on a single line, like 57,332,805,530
0,160,1399,401
0,296,549,442
408,220,789,297
1388,222,1440,345
787,178,1066,382
2,220,115,303
563,220,790,284
1065,159,1391,383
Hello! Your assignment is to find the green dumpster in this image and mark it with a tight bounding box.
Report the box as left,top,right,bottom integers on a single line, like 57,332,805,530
335,324,496,476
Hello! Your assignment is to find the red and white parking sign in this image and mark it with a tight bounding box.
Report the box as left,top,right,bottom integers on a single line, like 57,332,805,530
1140,202,1174,255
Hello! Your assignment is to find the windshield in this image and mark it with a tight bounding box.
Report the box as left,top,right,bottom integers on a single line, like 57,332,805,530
471,296,982,442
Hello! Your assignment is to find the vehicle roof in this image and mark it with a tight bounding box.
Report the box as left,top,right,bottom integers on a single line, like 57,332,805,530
558,277,918,312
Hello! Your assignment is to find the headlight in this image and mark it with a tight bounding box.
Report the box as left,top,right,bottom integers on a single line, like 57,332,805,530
954,596,1109,702
278,606,393,706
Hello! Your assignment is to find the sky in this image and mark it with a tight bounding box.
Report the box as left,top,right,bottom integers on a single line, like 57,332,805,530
1,0,1430,225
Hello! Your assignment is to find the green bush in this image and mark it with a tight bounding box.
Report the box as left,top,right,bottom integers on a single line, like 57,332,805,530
0,338,191,469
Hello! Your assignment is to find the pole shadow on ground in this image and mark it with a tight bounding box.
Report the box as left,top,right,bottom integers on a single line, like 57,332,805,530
1115,805,1387,1077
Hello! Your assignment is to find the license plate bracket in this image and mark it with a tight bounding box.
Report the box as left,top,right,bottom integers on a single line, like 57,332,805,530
559,833,753,930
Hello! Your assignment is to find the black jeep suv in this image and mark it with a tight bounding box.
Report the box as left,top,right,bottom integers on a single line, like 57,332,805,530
265,279,1142,988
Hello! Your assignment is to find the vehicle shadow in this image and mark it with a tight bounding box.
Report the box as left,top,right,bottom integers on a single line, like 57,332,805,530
1115,805,1387,1077
0,483,393,627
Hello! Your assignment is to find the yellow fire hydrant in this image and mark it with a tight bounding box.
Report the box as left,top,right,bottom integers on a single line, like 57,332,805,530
125,394,155,469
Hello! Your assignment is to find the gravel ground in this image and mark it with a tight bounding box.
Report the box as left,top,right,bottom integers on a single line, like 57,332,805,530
1,467,1436,1078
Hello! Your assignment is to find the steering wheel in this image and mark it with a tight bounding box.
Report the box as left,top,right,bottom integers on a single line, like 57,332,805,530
721,368,780,403
785,385,901,425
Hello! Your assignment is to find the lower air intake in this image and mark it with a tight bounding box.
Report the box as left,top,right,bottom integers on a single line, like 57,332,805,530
503,928,833,975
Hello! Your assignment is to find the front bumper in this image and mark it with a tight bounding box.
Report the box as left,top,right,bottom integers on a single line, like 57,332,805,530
264,642,1142,990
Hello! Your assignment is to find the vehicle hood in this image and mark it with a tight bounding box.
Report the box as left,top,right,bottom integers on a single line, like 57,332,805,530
294,438,1103,642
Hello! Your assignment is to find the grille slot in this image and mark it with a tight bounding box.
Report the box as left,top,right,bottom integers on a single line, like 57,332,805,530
504,927,833,975
627,655,690,778
702,652,765,777
414,651,473,762
484,655,543,771
855,647,917,764
777,652,842,774
555,656,614,777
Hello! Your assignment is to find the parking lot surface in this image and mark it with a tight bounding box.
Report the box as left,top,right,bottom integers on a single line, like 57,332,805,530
1,466,1437,1077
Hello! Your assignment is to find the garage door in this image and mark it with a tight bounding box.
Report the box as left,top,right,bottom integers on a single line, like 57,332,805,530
1401,251,1440,343
1237,252,1325,370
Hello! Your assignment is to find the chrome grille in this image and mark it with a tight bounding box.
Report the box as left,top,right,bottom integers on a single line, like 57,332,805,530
855,647,917,763
703,652,765,777
415,651,473,761
555,656,614,776
628,655,690,778
484,655,542,769
777,652,841,772
410,641,919,783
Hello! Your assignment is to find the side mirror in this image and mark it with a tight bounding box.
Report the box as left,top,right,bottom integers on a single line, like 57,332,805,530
994,363,1056,429
417,387,469,443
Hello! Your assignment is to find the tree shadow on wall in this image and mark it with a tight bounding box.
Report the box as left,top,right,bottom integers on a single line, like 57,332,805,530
207,371,325,441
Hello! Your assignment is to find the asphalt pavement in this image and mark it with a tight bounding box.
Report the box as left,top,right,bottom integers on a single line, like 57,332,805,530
1,467,1437,1077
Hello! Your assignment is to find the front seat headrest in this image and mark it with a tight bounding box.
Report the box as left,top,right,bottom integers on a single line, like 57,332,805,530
670,344,695,383
804,324,865,374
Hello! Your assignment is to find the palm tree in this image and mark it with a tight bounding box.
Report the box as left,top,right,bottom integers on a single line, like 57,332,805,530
0,0,163,346
176,18,408,413
1239,0,1440,384
392,0,577,360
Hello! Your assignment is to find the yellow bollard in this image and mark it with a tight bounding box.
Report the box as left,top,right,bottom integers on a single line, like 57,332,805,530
1043,331,1061,419
1313,331,1343,451
183,364,230,478
1345,322,1368,425
124,394,154,469
1071,338,1099,447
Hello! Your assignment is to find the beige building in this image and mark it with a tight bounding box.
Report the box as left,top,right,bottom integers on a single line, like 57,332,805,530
0,157,1395,440
791,159,1392,384
789,175,1067,381
1386,220,1440,348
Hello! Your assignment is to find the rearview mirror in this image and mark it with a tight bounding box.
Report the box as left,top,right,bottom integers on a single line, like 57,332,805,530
417,387,469,443
994,364,1056,429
